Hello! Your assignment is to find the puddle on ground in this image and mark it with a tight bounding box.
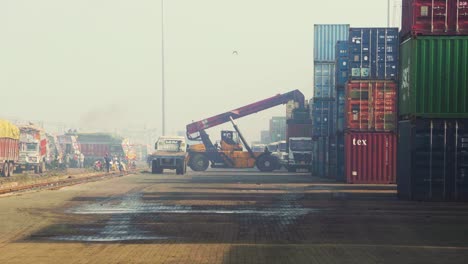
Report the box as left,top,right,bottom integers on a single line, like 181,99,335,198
45,192,320,243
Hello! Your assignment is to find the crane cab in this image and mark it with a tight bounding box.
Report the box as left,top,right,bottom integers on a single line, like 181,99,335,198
220,130,243,151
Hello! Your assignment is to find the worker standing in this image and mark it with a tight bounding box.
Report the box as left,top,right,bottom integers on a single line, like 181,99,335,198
79,153,85,168
104,153,111,173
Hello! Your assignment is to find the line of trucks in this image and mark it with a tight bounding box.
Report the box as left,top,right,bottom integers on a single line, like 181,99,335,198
0,121,146,177
147,90,314,175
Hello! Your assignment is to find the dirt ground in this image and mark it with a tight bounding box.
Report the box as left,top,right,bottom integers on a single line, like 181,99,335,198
0,170,467,264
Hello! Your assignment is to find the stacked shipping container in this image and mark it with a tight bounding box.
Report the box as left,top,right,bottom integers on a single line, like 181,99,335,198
312,24,349,178
343,28,399,184
334,41,348,181
397,0,468,201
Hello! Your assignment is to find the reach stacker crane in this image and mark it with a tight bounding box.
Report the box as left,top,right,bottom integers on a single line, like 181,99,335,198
186,90,305,172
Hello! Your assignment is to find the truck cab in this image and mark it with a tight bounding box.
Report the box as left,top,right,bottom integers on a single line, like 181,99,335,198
149,136,188,175
17,129,47,174
269,141,288,169
287,137,313,172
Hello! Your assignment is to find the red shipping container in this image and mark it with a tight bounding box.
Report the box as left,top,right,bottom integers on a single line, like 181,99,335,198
286,121,313,139
345,132,396,184
346,81,397,132
401,0,468,39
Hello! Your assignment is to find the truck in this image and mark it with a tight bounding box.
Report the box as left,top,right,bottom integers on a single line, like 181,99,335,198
186,90,308,172
286,115,314,172
287,137,313,172
0,120,20,177
268,140,288,169
46,133,63,169
148,136,188,175
57,134,82,168
74,133,125,167
17,125,48,174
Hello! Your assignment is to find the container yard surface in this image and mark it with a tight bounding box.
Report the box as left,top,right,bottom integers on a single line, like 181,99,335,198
1,169,468,263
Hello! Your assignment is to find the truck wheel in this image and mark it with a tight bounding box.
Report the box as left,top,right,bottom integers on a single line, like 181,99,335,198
189,154,209,172
8,163,14,177
2,162,9,177
256,154,278,172
176,167,182,175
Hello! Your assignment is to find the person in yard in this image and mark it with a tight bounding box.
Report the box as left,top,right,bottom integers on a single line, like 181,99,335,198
104,153,111,173
79,153,85,168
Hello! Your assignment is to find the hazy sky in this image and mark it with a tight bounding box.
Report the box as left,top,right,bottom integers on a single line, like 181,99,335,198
0,0,401,143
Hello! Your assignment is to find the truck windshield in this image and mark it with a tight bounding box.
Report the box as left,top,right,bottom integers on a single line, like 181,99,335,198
157,140,185,152
290,140,313,151
21,143,38,152
278,142,287,152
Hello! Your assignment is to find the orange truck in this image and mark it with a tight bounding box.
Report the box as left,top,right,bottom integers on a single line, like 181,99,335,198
0,120,20,177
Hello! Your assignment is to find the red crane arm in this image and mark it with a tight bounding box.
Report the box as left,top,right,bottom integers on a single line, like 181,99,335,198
186,89,305,140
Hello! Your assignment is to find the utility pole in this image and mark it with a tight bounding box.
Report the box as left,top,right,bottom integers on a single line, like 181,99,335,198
387,0,391,27
161,0,166,136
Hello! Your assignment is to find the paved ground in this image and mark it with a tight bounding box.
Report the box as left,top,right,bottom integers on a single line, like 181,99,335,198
0,169,468,263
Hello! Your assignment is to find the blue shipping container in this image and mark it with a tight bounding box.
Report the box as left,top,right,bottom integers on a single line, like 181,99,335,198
312,136,330,178
312,98,335,137
336,89,345,133
314,62,335,98
335,41,349,88
314,24,350,62
335,132,345,182
348,28,399,80
328,135,337,179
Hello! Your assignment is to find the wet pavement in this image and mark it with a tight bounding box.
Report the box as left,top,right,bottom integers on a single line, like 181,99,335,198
2,169,468,263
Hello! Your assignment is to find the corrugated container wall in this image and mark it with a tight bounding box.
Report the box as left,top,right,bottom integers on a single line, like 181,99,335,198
314,24,350,61
348,28,399,80
312,98,335,137
346,80,397,132
398,119,468,201
336,89,346,133
345,132,397,184
314,62,335,98
328,136,337,179
401,0,468,39
286,120,313,139
312,136,330,178
399,36,468,118
335,133,345,182
335,41,349,88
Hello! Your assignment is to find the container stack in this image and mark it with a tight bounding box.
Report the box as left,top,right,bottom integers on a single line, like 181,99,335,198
311,24,349,178
397,0,468,201
342,27,399,184
333,41,348,182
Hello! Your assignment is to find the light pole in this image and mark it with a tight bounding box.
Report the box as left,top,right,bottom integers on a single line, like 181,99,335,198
387,0,391,27
161,0,166,136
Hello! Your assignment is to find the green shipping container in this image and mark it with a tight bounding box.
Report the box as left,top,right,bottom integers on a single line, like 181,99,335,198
399,37,468,118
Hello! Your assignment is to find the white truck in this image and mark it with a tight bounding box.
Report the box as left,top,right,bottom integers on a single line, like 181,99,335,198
268,141,288,169
17,125,48,174
287,137,313,172
148,136,188,175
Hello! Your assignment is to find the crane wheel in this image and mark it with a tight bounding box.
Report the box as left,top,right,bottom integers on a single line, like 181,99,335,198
189,153,209,171
256,154,278,172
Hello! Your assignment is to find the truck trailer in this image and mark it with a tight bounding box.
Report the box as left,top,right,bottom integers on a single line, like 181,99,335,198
0,120,20,177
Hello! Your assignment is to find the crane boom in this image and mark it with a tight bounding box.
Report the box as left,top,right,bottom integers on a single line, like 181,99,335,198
186,90,305,140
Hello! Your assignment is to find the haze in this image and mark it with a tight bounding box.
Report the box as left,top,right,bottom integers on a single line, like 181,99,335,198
0,0,402,144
